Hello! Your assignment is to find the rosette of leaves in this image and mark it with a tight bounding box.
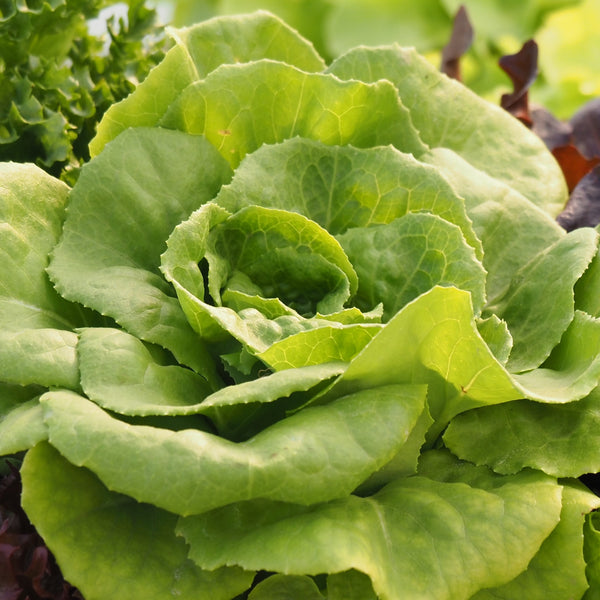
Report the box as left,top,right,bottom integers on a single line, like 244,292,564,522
0,0,169,182
4,10,600,600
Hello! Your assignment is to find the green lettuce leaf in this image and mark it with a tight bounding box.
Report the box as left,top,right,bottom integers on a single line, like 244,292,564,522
177,450,562,600
41,385,427,515
214,137,481,256
90,10,326,155
327,45,568,215
336,212,486,319
318,286,600,443
20,442,254,600
247,575,324,600
0,388,46,456
161,201,381,359
47,127,232,387
160,59,426,168
471,480,600,600
0,162,81,389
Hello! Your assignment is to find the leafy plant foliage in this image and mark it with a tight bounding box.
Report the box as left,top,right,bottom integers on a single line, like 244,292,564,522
0,0,169,182
3,10,600,599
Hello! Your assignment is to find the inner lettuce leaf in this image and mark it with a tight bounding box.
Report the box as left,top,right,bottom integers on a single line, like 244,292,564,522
47,127,233,388
160,201,382,360
40,385,427,515
204,204,359,314
177,450,562,600
214,137,482,258
90,11,327,156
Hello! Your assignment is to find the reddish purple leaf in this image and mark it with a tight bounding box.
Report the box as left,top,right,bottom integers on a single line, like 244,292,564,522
441,5,474,81
570,97,600,159
557,165,600,231
552,144,600,193
531,105,573,150
499,40,539,127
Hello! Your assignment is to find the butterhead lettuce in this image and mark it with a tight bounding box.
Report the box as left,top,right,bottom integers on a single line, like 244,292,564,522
2,10,600,600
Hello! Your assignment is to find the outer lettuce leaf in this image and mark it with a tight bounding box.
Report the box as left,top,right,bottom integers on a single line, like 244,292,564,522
326,570,378,600
318,286,600,442
585,511,600,600
41,385,427,515
90,10,327,155
485,228,598,372
471,480,600,600
0,163,81,389
47,127,232,387
0,389,46,456
444,387,600,478
78,327,212,417
20,442,254,600
160,59,426,168
177,451,562,600
327,45,568,216
214,137,482,256
423,148,564,305
78,325,345,438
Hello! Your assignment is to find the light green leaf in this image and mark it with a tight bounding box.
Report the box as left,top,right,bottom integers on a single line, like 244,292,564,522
471,480,600,600
0,396,47,455
486,228,598,372
336,212,486,319
42,385,427,515
160,59,426,168
0,163,84,388
178,452,562,600
444,389,600,478
78,324,345,436
318,287,600,443
584,511,600,600
0,328,79,389
78,328,212,416
214,137,481,255
20,442,253,600
248,574,324,600
48,128,232,387
205,205,358,314
90,10,326,155
476,314,513,365
328,46,568,215
423,147,565,306
161,202,381,356
256,322,382,370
